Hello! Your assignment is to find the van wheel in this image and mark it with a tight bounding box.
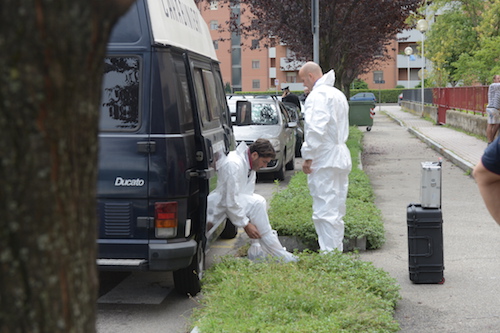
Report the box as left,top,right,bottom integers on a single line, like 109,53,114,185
220,219,237,239
274,160,285,181
285,154,294,170
173,241,204,296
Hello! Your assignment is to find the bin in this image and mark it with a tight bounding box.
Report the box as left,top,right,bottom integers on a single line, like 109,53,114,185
348,100,376,131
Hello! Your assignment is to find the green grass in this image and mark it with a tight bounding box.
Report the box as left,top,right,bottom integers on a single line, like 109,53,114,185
191,252,400,332
268,126,385,249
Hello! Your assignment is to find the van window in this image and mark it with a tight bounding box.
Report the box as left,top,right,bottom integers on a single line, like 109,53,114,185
173,56,194,132
100,56,141,131
193,67,222,129
202,70,220,121
193,69,210,124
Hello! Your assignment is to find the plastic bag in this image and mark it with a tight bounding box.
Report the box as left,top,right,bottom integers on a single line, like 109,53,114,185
247,239,264,261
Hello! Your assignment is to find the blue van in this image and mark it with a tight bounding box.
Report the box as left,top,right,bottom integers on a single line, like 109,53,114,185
96,0,236,295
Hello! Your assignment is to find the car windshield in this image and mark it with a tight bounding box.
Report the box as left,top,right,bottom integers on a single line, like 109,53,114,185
237,102,278,125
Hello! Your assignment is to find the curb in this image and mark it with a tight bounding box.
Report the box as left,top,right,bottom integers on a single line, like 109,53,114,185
408,127,475,174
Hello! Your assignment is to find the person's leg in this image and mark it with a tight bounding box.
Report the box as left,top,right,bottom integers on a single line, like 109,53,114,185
308,168,349,252
486,108,500,143
492,123,500,142
245,194,297,262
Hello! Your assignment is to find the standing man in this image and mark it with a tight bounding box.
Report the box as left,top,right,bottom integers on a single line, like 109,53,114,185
298,62,352,252
486,74,500,144
282,86,301,110
207,139,297,262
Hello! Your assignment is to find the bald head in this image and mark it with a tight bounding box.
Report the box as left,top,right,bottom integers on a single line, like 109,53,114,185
299,61,323,91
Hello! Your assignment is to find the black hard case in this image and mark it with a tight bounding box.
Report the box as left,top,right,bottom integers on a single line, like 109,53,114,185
407,203,444,284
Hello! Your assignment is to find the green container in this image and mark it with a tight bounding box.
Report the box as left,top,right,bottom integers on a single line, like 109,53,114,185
348,101,375,131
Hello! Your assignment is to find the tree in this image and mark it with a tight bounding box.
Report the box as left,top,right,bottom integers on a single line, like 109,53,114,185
425,0,500,86
0,1,134,332
424,6,478,86
198,0,423,96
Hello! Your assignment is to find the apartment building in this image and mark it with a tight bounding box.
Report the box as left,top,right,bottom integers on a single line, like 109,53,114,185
199,0,303,92
199,0,429,92
358,29,428,90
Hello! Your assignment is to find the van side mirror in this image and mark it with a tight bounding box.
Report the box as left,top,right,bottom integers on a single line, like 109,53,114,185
236,101,252,125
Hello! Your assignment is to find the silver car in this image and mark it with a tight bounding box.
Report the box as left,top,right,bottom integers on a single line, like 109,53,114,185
227,95,296,180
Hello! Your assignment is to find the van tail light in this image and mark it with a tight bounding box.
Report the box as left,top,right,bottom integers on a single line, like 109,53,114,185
155,202,178,238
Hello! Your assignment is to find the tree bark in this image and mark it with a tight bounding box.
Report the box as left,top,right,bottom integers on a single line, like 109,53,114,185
0,1,134,332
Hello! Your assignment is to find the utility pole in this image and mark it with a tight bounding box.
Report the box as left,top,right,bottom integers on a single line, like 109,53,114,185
312,0,319,63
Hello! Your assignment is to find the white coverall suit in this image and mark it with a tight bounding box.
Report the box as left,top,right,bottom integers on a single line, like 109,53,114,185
207,142,296,262
301,70,352,252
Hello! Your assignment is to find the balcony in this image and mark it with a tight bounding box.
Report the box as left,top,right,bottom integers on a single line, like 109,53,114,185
397,54,425,69
280,57,305,71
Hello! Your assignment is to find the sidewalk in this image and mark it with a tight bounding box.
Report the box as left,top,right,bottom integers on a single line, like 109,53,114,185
383,105,486,172
359,105,500,332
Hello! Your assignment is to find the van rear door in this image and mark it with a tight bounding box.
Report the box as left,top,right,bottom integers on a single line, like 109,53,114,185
97,54,151,266
186,56,233,247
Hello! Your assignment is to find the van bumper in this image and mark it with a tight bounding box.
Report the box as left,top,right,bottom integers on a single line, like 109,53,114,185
149,239,197,271
97,239,197,272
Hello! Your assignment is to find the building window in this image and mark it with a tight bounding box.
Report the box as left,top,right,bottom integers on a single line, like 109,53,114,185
251,39,260,49
373,71,384,83
286,73,297,83
210,20,218,30
213,40,218,50
252,80,260,89
252,60,260,69
210,1,218,10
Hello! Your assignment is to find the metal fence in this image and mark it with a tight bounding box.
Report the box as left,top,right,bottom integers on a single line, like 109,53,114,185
402,88,433,105
403,86,488,114
433,86,488,114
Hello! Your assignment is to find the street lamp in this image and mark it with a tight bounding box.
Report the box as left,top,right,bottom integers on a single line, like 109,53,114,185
417,19,428,116
404,46,413,89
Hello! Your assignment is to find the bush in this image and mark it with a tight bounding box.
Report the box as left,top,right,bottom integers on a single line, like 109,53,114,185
350,88,403,103
268,126,385,249
191,252,400,332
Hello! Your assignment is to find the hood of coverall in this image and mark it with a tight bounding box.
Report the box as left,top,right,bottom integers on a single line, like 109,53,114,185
314,69,336,89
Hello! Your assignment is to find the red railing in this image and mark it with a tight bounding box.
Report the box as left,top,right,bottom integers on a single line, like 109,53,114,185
433,86,488,124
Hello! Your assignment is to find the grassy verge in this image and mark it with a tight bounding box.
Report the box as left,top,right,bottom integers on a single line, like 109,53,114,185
269,126,385,249
190,252,400,332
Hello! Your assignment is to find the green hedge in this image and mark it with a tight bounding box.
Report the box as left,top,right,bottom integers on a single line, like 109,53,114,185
229,88,405,103
351,88,404,103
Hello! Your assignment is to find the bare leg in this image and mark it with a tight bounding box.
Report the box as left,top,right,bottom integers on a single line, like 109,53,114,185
488,124,500,143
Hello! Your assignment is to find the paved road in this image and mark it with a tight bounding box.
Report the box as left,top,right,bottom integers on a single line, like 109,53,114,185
359,106,500,332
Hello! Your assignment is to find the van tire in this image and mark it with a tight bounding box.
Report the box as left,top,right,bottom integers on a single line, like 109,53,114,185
220,219,238,239
173,241,204,296
285,154,294,170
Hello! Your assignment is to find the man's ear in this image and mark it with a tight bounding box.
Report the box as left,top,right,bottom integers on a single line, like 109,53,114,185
250,151,259,161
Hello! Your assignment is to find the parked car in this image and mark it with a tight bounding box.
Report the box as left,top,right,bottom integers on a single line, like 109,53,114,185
398,93,403,105
350,92,377,102
282,102,304,157
229,96,296,180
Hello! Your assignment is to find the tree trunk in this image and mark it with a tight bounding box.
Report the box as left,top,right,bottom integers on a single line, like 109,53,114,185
0,1,134,332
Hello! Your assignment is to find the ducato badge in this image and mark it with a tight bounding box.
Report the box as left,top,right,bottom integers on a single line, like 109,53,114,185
114,177,145,187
